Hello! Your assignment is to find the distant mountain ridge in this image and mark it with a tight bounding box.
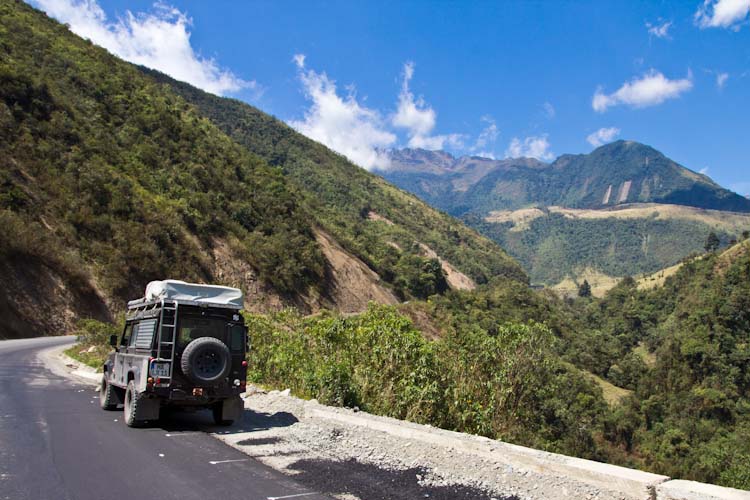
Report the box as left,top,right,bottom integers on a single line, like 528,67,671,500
384,142,750,286
386,141,750,215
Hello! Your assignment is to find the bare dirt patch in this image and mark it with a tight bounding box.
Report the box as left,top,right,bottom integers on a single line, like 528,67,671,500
314,229,399,313
0,256,111,339
485,208,545,231
418,243,476,291
366,211,395,225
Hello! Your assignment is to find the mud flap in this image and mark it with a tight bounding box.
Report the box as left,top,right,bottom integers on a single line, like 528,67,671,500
112,386,125,405
221,396,242,422
137,396,161,421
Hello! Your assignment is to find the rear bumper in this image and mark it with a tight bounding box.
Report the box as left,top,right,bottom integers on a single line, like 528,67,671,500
145,385,244,406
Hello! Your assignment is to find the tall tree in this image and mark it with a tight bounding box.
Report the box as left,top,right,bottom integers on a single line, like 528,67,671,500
578,279,592,298
705,231,720,252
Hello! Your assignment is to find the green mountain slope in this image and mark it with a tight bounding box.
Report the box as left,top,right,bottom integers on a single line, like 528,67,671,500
571,241,750,488
0,0,328,337
472,204,750,285
385,144,750,285
140,68,526,289
0,0,524,338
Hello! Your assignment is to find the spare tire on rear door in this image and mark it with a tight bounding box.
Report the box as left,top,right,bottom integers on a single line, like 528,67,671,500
180,337,231,384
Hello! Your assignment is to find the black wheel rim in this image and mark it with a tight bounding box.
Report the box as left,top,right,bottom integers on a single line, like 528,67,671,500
194,349,223,379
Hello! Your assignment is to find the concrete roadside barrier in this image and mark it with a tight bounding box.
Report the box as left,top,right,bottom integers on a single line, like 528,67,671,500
311,406,669,499
657,480,750,500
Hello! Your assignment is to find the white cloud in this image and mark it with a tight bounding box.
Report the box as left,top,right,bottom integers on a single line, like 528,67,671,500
646,20,673,39
586,127,621,147
289,58,396,171
392,62,463,150
471,116,499,152
699,167,710,175
716,72,729,88
592,70,693,112
33,0,252,96
505,135,554,161
695,0,750,29
542,101,556,119
292,53,306,69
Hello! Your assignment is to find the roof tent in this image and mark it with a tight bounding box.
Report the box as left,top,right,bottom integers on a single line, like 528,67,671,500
127,280,244,310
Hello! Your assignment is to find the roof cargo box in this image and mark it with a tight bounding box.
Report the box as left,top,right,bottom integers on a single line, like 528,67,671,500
127,280,244,310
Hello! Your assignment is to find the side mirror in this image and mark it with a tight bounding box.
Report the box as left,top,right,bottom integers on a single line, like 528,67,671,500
109,335,118,347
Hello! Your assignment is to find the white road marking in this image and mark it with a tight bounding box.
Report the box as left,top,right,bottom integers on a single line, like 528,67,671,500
158,453,164,457
267,493,318,500
165,432,201,437
208,459,248,465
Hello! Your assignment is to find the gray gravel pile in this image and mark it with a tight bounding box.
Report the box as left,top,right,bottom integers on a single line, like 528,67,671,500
213,387,633,500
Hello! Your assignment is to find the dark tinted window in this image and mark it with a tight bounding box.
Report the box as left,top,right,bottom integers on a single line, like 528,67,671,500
121,324,133,346
178,317,226,348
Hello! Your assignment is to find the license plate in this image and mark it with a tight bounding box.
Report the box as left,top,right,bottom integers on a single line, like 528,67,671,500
149,361,170,377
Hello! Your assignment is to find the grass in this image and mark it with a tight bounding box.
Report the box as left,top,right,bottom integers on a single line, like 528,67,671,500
549,203,750,231
582,371,632,406
637,260,689,291
487,203,750,238
632,342,656,368
64,344,107,369
550,268,621,298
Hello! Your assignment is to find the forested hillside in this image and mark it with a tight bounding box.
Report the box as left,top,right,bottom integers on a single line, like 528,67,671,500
0,0,331,336
0,0,524,338
572,241,750,487
472,205,748,286
251,241,750,488
386,145,750,286
141,68,526,292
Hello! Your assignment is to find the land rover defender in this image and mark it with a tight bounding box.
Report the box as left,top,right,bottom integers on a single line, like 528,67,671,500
99,280,248,427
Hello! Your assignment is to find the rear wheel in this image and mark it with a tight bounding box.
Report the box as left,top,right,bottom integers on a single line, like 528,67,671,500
99,376,118,410
124,381,145,427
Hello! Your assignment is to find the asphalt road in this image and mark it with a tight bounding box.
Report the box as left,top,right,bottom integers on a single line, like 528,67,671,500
0,336,329,500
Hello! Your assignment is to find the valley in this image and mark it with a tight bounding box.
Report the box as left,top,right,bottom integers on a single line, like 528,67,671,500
385,146,750,287
2,0,750,494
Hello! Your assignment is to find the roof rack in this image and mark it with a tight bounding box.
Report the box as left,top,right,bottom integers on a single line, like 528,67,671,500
127,280,244,312
127,297,242,311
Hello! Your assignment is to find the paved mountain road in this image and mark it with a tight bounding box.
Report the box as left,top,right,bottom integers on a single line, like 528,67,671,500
0,336,329,500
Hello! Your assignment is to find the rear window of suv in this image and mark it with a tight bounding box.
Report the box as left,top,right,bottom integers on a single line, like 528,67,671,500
177,317,227,348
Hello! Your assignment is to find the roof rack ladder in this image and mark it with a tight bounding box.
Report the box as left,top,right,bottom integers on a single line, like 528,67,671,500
156,300,179,379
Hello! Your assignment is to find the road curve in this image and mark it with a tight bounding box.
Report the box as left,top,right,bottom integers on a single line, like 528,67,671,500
0,336,328,500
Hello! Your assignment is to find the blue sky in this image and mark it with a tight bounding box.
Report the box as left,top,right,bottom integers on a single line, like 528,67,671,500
32,0,750,195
